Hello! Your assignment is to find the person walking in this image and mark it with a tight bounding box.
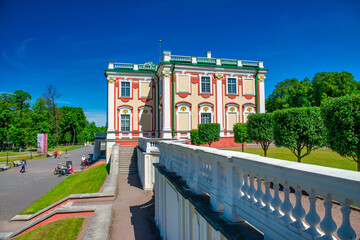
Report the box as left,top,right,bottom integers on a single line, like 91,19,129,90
20,159,26,173
65,150,69,159
54,151,58,158
59,150,62,159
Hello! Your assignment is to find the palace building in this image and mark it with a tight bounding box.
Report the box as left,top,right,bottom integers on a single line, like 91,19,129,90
104,51,267,159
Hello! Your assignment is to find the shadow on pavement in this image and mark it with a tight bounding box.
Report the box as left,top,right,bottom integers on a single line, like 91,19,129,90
127,174,143,190
130,195,161,240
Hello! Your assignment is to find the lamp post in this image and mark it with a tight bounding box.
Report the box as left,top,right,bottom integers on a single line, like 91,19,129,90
3,140,12,165
28,139,34,159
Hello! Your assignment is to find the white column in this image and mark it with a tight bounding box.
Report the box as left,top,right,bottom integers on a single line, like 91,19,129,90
258,75,266,113
162,68,172,138
215,75,224,136
106,77,116,162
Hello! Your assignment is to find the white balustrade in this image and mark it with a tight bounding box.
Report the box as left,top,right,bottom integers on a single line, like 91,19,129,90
157,141,360,240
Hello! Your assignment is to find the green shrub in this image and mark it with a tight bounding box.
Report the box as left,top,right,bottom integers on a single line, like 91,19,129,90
273,107,325,162
190,130,206,145
233,123,250,152
198,123,220,147
247,113,273,157
321,94,360,171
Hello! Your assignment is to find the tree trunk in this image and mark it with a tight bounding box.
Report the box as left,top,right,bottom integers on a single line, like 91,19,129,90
357,157,360,171
263,147,267,157
297,146,302,162
242,144,244,152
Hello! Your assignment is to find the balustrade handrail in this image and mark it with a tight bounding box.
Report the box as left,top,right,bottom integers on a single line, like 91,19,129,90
158,141,360,240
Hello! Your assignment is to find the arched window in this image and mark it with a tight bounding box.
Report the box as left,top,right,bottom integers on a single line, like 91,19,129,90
199,103,214,124
118,106,133,132
226,103,240,130
139,106,152,137
243,104,256,123
176,103,191,131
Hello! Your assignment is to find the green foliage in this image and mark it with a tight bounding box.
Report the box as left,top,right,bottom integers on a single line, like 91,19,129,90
313,72,358,106
0,90,105,151
273,107,325,162
198,123,220,147
266,72,359,112
321,94,360,171
190,130,206,145
21,164,108,214
233,123,250,152
15,218,84,240
247,113,273,156
266,78,313,112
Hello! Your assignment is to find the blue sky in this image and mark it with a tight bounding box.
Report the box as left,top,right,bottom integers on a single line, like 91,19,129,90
1,0,359,127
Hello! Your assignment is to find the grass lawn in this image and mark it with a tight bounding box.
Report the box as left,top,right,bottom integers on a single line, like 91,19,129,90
0,145,84,163
15,217,84,240
224,148,357,171
21,164,108,214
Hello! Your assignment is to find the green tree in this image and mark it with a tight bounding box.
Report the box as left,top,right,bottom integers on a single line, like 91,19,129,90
233,123,250,152
190,129,206,145
0,94,15,150
60,106,87,145
321,95,360,171
198,123,220,147
266,78,313,112
64,132,72,145
43,85,61,147
273,107,325,162
312,71,358,106
247,113,273,157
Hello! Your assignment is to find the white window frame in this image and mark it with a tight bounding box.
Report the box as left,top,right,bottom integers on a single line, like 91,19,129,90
139,106,153,137
242,77,255,96
198,103,214,124
119,80,132,98
200,75,212,94
226,76,238,95
242,104,256,123
139,79,152,99
176,73,191,93
225,103,240,131
118,106,133,138
176,103,191,136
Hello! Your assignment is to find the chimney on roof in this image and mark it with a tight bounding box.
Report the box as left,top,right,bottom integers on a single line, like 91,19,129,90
206,51,212,58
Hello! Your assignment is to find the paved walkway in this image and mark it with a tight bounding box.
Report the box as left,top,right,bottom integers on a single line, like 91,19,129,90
109,174,161,240
0,146,94,232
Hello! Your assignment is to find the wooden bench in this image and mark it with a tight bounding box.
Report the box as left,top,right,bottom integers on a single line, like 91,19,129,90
0,164,11,171
13,160,22,167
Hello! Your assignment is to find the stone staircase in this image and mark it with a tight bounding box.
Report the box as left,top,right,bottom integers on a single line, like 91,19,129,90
118,146,138,174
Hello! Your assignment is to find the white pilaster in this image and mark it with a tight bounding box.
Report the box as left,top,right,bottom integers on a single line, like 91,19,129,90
162,68,172,138
107,77,116,139
215,74,224,135
258,75,266,113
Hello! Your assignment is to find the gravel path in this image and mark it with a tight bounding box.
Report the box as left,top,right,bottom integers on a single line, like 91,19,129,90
0,146,94,231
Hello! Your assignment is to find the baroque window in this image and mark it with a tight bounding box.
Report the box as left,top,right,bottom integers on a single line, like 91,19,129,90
120,81,130,97
120,114,130,131
200,76,211,94
227,77,237,94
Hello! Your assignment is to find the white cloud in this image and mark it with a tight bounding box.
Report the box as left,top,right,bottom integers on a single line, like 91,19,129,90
84,111,106,127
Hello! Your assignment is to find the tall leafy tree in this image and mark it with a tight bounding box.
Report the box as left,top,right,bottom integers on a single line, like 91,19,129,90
60,106,87,145
266,78,313,112
273,107,325,162
0,93,15,150
247,113,273,157
312,71,358,106
233,123,250,152
43,85,61,147
321,95,360,171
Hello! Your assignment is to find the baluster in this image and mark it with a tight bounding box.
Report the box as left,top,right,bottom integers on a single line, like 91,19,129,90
280,183,294,224
261,179,273,213
319,194,337,239
270,181,283,218
237,171,245,199
291,185,307,231
241,173,249,201
337,198,356,240
247,175,256,205
304,189,322,238
254,177,264,208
